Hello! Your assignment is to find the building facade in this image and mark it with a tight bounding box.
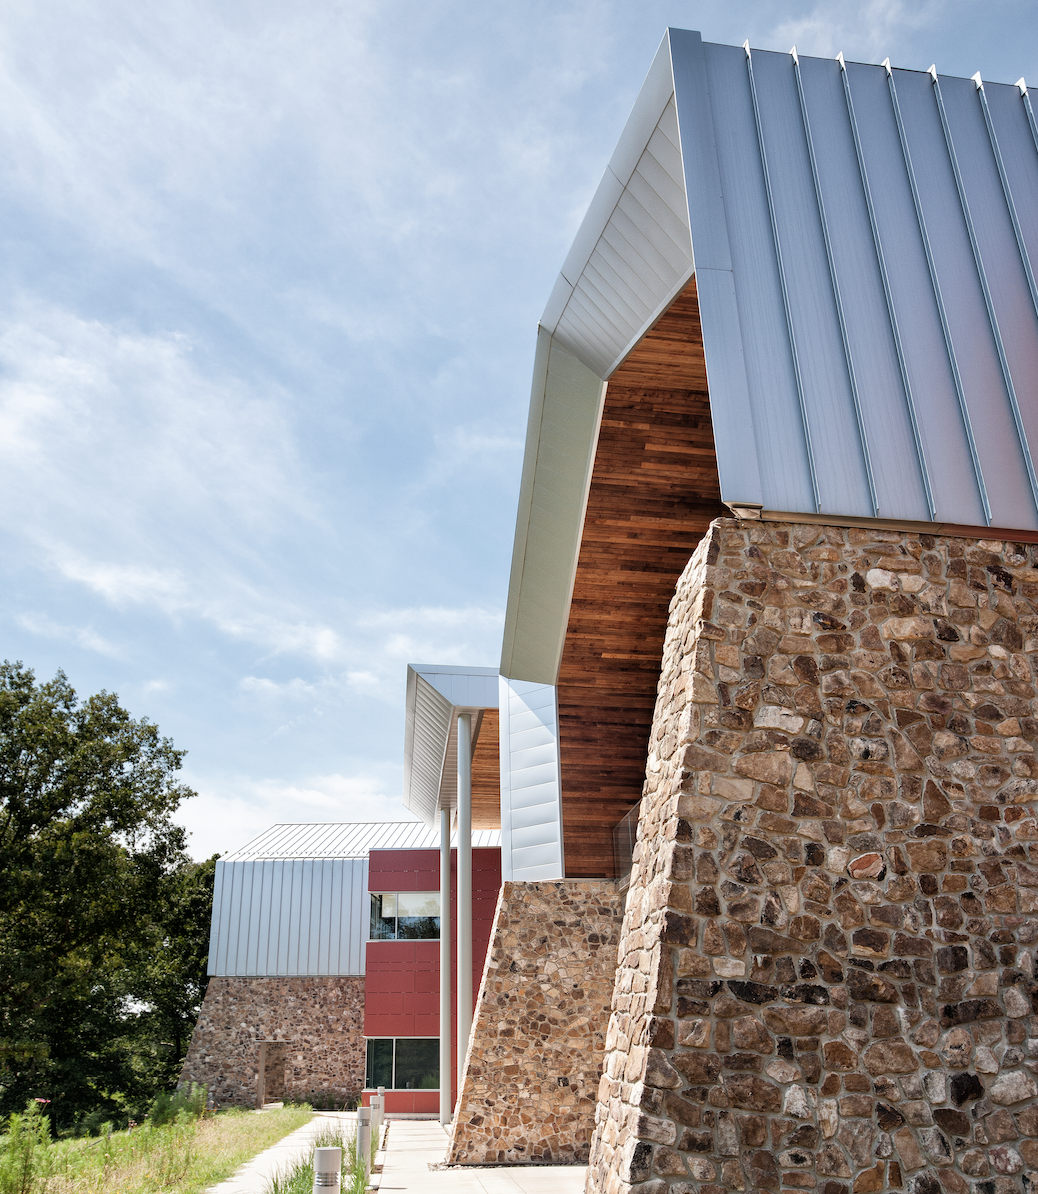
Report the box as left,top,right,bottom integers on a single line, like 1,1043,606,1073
187,28,1038,1193
180,823,500,1111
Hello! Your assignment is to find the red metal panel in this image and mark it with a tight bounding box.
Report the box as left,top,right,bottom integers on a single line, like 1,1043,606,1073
367,848,440,892
362,1090,439,1114
362,845,502,1111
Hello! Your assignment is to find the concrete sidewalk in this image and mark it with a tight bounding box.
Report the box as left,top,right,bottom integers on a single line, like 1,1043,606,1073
375,1119,588,1193
206,1111,588,1194
206,1109,360,1193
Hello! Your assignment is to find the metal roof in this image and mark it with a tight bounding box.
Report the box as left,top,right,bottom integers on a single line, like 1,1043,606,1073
402,665,499,827
223,821,501,861
502,28,1038,685
208,857,370,976
546,29,1038,530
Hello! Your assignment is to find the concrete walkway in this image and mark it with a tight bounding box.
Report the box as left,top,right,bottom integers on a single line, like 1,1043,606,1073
375,1119,588,1193
206,1111,588,1193
206,1109,360,1193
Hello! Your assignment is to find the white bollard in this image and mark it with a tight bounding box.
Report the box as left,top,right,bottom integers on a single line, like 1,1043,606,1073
357,1106,372,1180
371,1093,381,1143
313,1146,341,1190
377,1085,386,1140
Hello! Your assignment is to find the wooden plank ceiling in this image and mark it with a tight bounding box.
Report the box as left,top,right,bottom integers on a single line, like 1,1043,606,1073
471,709,500,831
558,278,726,877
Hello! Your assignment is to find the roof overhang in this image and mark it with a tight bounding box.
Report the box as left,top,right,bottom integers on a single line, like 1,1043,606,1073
501,28,1038,686
403,665,499,827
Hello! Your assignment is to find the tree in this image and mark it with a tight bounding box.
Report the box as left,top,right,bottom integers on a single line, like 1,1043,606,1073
125,855,218,1095
0,661,206,1127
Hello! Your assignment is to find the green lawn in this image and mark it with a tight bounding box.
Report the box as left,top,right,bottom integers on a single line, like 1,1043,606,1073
40,1105,313,1194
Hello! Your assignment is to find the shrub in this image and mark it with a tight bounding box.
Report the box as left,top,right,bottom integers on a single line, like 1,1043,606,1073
147,1083,207,1127
286,1089,357,1112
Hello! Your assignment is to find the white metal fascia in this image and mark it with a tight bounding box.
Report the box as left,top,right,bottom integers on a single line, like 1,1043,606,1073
541,33,678,338
402,664,499,827
503,33,706,688
498,329,606,685
498,675,565,881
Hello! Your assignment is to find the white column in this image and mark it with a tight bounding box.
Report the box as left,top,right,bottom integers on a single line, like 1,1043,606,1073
456,713,473,1087
438,806,452,1125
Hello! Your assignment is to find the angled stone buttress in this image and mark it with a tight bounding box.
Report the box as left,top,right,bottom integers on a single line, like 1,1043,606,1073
587,517,1038,1194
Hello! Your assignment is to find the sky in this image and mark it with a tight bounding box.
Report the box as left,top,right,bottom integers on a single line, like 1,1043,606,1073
1,0,1036,860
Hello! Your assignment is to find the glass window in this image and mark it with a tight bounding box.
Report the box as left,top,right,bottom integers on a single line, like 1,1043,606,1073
365,1039,394,1089
369,893,439,940
394,1038,439,1089
365,1039,438,1090
369,894,397,940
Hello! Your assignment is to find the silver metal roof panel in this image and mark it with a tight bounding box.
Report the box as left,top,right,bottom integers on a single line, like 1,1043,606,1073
502,28,1038,685
223,820,501,861
541,30,1038,529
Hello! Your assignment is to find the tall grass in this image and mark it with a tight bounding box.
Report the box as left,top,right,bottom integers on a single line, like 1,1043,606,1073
0,1101,312,1194
265,1119,374,1194
0,1101,53,1194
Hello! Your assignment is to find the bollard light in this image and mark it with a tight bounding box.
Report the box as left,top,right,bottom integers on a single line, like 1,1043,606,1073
313,1146,341,1191
371,1093,381,1143
357,1106,372,1180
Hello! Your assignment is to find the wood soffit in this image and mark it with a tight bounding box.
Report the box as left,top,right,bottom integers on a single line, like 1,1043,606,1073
471,709,500,832
557,277,726,877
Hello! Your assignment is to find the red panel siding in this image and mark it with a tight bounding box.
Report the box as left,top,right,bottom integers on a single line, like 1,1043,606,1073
363,847,501,1106
361,1090,439,1114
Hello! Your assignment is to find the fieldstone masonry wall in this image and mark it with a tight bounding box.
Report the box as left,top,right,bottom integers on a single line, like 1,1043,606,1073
449,880,623,1164
179,976,365,1107
588,518,1038,1194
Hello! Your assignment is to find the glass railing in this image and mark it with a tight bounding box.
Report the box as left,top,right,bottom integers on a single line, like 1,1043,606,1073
612,803,641,886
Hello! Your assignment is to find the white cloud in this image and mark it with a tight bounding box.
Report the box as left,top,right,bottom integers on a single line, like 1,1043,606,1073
229,603,504,707
16,611,122,657
177,768,408,859
762,0,942,60
238,676,321,700
0,300,315,547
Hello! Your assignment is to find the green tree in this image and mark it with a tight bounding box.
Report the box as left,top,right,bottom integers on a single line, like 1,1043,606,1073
0,661,206,1127
125,855,218,1096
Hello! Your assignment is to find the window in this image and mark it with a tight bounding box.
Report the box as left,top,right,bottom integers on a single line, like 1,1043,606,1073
369,892,439,940
365,1038,439,1090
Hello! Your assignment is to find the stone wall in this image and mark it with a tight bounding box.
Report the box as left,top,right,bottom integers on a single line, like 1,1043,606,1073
179,976,365,1107
588,517,1038,1194
448,880,623,1164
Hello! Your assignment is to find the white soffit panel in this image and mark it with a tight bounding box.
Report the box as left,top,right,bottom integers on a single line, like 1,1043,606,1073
403,664,499,827
498,676,565,882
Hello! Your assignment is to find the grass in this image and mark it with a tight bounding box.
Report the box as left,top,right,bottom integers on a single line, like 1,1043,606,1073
265,1118,373,1194
38,1104,313,1194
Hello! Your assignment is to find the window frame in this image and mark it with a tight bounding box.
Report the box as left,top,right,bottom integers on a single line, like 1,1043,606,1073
368,891,440,941
364,1037,439,1091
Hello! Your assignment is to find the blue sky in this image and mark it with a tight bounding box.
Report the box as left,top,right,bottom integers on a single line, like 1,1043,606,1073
2,0,1035,859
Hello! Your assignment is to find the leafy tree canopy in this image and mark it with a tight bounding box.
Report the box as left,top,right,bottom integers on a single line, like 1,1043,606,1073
0,661,213,1128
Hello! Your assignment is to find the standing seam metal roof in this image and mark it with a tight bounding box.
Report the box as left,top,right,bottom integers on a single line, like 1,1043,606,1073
222,821,501,861
541,29,1038,533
